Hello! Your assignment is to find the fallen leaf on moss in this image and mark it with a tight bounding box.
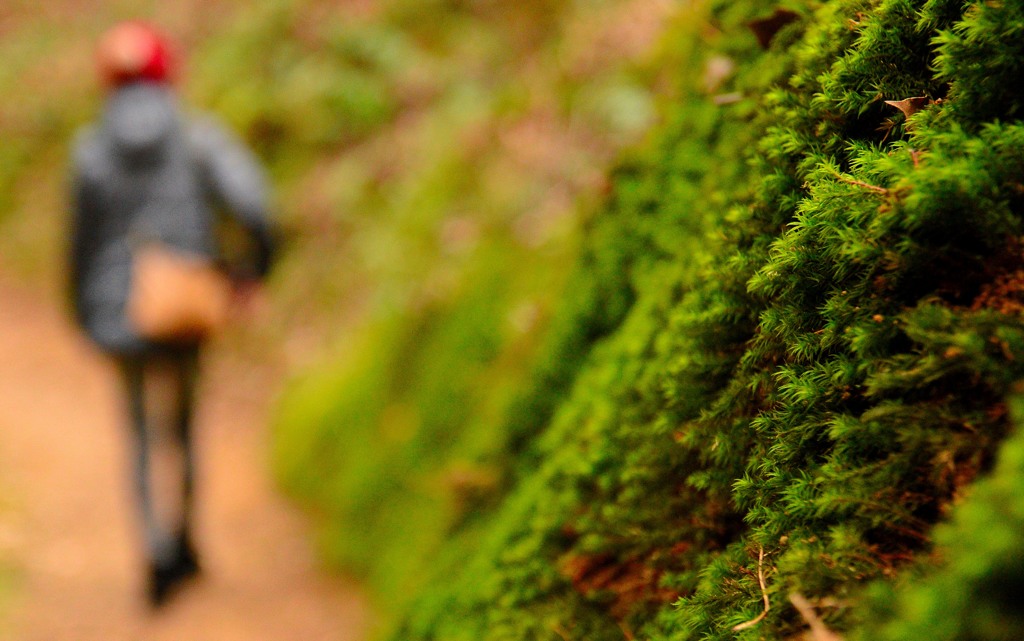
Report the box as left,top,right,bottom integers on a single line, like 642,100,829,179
883,96,931,119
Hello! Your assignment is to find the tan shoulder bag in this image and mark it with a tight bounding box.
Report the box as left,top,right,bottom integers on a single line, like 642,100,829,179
128,243,232,342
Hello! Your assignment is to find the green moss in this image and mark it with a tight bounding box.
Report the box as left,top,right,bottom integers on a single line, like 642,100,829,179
273,0,1024,638
855,396,1024,641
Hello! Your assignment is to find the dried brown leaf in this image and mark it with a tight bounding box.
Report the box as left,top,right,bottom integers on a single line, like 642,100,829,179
883,96,931,119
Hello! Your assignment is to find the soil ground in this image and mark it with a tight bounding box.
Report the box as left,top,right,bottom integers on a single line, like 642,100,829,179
0,271,370,640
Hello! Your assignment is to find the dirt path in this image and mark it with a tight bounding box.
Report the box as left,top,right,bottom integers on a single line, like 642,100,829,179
0,272,370,640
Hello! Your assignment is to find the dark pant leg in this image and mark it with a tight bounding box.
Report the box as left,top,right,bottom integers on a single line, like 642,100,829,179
119,356,177,565
171,346,200,542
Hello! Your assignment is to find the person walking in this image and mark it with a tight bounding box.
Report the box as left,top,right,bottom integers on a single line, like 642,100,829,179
68,21,276,606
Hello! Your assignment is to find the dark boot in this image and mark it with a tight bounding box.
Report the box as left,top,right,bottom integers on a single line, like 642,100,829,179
146,558,182,608
145,535,201,608
175,531,201,579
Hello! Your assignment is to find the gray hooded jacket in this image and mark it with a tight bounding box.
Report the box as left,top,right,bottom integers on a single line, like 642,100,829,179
70,82,275,356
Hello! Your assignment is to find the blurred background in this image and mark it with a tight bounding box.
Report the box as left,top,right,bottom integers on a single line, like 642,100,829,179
0,0,686,637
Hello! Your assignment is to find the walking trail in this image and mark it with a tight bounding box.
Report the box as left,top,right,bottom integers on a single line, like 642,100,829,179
0,271,370,640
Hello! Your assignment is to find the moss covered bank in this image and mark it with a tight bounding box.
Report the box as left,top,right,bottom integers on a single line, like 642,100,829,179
274,0,1024,638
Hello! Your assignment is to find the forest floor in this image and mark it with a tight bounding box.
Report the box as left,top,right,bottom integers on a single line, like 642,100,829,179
0,270,370,641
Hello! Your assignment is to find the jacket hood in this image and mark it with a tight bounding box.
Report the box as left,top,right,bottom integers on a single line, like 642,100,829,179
101,82,180,165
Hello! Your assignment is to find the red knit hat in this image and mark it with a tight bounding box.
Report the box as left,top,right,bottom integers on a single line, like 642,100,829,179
96,21,175,88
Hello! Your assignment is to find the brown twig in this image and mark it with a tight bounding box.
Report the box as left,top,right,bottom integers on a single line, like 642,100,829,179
829,170,889,195
618,621,636,641
732,546,770,631
789,593,845,641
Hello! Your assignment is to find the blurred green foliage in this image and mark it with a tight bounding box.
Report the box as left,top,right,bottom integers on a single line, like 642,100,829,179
260,0,678,615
